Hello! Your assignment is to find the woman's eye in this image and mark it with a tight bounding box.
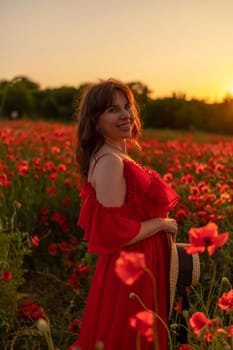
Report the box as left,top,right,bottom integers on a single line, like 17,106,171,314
108,106,119,112
125,103,131,110
108,107,116,112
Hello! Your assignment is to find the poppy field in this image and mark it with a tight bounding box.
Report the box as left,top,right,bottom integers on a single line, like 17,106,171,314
0,119,233,349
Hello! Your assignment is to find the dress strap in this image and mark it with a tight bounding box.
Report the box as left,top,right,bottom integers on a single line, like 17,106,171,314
89,153,121,179
91,154,110,175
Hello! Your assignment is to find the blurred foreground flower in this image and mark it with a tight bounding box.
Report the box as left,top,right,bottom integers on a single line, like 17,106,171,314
129,310,155,342
114,251,146,285
115,251,171,350
185,222,229,256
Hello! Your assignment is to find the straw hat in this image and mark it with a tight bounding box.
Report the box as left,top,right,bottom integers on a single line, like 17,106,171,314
169,240,200,318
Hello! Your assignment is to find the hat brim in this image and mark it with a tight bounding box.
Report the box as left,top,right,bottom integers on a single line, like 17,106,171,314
169,240,200,318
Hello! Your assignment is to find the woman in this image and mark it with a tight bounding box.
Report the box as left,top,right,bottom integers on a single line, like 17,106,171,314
68,79,179,350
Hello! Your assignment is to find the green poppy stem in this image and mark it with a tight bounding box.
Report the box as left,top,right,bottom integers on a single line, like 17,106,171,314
144,267,160,350
130,292,173,350
206,255,217,314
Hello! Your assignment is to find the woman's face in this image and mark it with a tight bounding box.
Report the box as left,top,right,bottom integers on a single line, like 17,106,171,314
96,91,134,144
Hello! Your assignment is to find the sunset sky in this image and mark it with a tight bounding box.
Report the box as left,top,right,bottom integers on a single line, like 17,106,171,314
1,0,233,101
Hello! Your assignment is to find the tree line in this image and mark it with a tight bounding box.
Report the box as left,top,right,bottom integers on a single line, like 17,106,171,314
1,76,233,135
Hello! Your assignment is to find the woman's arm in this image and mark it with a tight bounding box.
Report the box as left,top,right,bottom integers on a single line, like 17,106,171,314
127,217,178,245
91,154,178,244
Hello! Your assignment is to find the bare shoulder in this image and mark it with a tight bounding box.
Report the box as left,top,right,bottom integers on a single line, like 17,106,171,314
92,153,126,207
93,153,124,188
94,153,123,175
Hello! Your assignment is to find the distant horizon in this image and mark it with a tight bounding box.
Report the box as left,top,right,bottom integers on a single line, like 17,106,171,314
1,73,233,103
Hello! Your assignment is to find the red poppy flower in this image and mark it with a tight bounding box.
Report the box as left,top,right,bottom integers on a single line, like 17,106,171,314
190,186,200,195
189,312,218,342
40,215,48,223
181,174,194,184
17,163,29,176
70,236,78,246
175,206,189,223
32,235,40,247
40,208,49,215
46,186,57,197
67,278,79,290
218,289,233,310
66,260,74,268
49,172,57,181
179,345,194,350
0,173,7,183
57,163,66,172
48,243,58,256
32,156,42,167
0,173,10,187
226,325,233,338
64,178,72,186
61,223,71,233
63,197,72,204
78,263,90,278
51,146,60,154
174,298,183,314
68,319,81,333
43,161,56,172
129,310,155,342
58,242,70,251
163,172,173,182
185,222,229,256
1,271,12,280
189,312,209,336
32,310,45,320
51,212,67,225
114,251,146,285
17,300,45,320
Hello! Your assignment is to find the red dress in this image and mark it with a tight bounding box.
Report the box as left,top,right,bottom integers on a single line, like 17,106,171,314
68,159,179,350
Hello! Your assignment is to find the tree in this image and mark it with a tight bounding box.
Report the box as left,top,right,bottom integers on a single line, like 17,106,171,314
1,83,33,119
143,97,183,129
1,76,39,119
40,94,58,119
38,86,79,121
127,81,152,109
11,76,40,91
52,86,78,121
0,80,10,114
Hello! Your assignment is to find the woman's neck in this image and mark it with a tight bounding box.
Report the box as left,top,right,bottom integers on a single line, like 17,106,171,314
104,140,127,154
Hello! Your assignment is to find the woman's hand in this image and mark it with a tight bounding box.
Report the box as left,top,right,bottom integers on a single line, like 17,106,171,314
161,217,178,242
127,216,178,245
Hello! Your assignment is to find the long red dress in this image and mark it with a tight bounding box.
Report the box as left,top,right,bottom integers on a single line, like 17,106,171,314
68,159,179,350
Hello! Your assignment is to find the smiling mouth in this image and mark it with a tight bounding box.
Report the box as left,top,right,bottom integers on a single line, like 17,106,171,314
118,123,131,129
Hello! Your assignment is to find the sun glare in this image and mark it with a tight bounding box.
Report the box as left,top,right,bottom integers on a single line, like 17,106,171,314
229,88,233,95
227,85,233,96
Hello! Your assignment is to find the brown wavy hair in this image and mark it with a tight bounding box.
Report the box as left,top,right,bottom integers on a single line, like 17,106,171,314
75,78,142,182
